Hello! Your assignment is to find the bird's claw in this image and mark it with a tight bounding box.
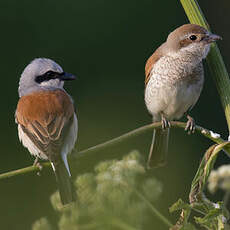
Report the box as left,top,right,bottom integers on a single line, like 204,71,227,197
161,116,170,130
185,115,196,134
33,157,43,176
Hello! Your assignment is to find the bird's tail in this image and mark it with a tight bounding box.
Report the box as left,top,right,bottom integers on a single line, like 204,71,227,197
147,128,169,168
51,160,76,205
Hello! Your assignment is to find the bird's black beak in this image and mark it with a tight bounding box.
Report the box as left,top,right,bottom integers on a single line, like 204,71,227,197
205,33,222,43
59,72,76,81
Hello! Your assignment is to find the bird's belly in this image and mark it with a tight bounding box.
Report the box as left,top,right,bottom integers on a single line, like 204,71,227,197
145,78,202,121
164,83,200,119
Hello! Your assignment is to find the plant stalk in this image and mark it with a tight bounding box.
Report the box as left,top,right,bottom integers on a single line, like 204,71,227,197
180,0,230,133
0,122,228,180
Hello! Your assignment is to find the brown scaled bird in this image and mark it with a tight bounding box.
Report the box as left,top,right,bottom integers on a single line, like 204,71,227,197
144,24,221,168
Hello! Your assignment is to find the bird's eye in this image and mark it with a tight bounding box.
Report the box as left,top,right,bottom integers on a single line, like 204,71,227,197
45,71,55,77
189,35,197,41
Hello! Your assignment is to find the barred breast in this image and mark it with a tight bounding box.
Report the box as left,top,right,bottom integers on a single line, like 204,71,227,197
145,55,204,121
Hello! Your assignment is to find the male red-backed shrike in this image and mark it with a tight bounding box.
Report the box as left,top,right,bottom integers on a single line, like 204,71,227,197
15,58,77,205
144,24,221,168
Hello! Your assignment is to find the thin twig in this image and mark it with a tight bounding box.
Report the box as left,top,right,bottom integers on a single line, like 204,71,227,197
120,175,173,228
0,122,228,180
133,187,173,227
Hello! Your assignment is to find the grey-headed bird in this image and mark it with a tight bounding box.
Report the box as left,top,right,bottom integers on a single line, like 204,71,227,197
145,24,221,168
15,58,77,205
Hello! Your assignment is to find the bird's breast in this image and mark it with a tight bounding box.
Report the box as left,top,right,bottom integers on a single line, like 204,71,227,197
145,56,204,120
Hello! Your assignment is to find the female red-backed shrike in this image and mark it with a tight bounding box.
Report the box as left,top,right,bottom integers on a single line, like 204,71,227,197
15,58,77,205
145,24,221,168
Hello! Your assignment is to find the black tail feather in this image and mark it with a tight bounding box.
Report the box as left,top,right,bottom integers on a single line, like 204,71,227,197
147,128,169,168
52,160,76,205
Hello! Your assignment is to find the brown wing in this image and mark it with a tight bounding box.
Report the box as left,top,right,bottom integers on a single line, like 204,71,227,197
15,90,75,162
145,43,165,86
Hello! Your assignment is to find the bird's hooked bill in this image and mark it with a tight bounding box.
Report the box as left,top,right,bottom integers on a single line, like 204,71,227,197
60,72,76,81
205,33,222,43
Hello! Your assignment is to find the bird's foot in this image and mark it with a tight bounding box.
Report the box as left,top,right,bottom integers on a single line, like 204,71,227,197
33,157,43,176
161,114,171,130
185,115,196,134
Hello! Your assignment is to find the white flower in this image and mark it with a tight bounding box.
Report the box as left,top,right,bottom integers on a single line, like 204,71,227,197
208,165,230,193
210,130,220,139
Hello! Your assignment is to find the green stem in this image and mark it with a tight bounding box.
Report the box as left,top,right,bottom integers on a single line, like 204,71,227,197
180,0,230,132
0,122,228,180
133,188,173,228
121,179,173,228
191,207,206,216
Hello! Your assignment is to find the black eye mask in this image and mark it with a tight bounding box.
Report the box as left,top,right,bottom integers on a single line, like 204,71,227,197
35,70,63,83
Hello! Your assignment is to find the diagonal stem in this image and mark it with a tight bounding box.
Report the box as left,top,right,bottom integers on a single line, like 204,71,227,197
0,122,228,180
180,0,230,134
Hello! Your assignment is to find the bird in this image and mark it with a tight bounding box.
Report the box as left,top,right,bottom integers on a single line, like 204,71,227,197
15,58,78,205
144,24,221,168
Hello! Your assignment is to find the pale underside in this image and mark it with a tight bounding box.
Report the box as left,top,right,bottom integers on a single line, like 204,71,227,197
145,55,204,121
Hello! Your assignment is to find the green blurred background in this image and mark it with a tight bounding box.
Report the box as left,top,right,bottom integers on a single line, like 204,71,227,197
0,0,229,229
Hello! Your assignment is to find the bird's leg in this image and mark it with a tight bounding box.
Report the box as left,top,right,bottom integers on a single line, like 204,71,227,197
33,157,43,176
185,115,196,134
161,113,170,130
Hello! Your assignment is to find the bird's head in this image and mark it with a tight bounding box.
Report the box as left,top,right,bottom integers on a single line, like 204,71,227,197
166,24,221,60
19,58,75,97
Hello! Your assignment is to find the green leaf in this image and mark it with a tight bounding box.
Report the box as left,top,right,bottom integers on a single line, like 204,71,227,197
169,200,193,229
193,202,229,230
190,143,230,204
169,199,190,213
194,208,222,224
